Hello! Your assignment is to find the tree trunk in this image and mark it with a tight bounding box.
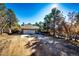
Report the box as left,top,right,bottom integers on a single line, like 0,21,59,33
9,28,12,34
63,22,69,39
1,28,3,34
53,17,56,37
53,24,56,37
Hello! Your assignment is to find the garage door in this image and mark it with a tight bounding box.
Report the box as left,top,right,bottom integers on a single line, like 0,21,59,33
23,30,35,34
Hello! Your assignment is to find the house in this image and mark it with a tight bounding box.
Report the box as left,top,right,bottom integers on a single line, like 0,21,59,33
21,25,39,34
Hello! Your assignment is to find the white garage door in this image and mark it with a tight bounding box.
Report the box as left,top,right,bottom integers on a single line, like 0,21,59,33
23,30,35,34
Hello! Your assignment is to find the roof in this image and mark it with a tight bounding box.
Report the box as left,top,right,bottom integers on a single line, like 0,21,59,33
21,25,39,30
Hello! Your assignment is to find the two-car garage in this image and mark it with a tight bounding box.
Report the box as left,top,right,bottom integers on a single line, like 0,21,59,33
21,25,39,34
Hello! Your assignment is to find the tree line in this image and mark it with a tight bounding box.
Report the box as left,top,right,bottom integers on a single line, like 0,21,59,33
0,4,20,34
34,8,79,40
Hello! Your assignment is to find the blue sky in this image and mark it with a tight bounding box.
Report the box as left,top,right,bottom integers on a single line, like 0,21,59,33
5,3,79,25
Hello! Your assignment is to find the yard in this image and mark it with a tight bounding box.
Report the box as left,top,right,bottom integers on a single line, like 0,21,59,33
0,34,37,56
0,33,79,56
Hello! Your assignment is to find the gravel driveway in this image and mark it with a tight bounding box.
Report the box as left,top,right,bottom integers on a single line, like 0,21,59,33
33,34,79,56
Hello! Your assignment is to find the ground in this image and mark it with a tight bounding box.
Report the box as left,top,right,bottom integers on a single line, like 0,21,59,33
0,34,37,56
0,33,79,56
32,34,79,56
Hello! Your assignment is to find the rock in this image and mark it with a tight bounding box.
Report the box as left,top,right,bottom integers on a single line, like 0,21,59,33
77,40,79,42
31,49,36,53
21,35,26,38
72,38,75,41
60,51,67,56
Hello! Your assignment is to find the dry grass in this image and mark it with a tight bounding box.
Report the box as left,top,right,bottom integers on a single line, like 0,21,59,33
0,34,34,56
70,40,79,45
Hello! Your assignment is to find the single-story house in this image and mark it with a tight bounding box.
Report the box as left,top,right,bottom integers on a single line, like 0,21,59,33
21,25,39,34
